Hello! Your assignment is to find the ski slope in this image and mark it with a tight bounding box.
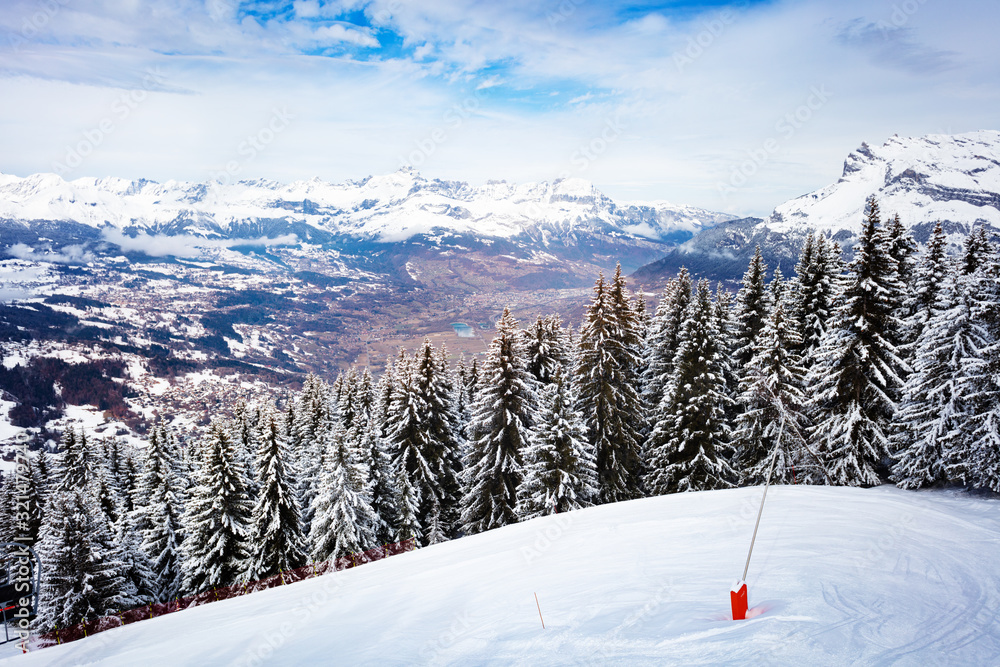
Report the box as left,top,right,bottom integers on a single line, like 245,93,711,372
5,485,1000,665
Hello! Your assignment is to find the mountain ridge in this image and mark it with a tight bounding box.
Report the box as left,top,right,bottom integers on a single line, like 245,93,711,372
0,167,734,247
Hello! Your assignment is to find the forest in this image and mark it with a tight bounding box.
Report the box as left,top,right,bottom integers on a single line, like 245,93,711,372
3,196,999,633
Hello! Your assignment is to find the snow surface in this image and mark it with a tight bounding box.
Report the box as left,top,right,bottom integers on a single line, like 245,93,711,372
5,485,999,665
762,130,1000,237
0,169,734,245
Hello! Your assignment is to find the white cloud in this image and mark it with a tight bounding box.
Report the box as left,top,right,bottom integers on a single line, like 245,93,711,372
311,23,379,48
294,0,322,19
99,229,300,257
1,0,998,218
7,243,95,264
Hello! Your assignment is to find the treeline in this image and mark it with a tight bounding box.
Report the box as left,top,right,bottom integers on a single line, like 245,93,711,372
3,196,1000,634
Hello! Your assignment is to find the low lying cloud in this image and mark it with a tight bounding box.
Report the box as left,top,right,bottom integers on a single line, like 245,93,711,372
6,243,95,264
99,229,299,258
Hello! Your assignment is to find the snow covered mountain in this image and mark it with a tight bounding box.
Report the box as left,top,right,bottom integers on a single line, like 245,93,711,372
6,484,999,664
764,130,1000,238
0,168,731,245
635,130,1000,284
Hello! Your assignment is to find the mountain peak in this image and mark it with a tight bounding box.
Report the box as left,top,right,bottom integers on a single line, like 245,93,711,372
767,130,1000,239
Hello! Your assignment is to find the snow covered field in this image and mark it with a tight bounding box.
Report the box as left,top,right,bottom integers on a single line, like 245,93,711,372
4,484,999,665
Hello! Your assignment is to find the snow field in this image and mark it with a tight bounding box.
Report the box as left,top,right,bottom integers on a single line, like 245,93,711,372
5,484,999,666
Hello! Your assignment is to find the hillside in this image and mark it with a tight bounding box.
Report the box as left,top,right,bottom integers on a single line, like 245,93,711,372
6,485,999,665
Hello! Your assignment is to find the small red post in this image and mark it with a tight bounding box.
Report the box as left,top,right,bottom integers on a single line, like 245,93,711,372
731,580,748,621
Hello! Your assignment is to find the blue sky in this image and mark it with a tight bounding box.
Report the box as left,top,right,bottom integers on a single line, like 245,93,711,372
1,0,998,215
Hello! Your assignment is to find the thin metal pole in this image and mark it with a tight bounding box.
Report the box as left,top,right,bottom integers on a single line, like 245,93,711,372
743,412,785,582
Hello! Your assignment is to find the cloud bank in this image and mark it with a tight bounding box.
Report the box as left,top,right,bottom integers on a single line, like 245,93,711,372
1,0,998,217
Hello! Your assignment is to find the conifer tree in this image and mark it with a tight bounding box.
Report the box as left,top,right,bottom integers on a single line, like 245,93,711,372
808,197,906,486
15,457,44,546
794,232,841,358
575,272,644,503
417,341,463,539
55,428,95,492
373,355,397,440
359,411,397,544
385,344,458,544
646,280,735,494
135,425,186,601
732,299,808,485
355,368,376,424
892,273,988,489
0,476,14,545
714,282,739,418
454,355,473,444
517,367,597,519
903,221,950,347
33,448,53,502
461,308,534,534
232,399,261,500
885,213,918,292
182,422,252,592
309,422,379,560
961,226,991,276
965,232,1000,492
523,314,570,386
642,269,693,409
733,245,771,369
114,508,158,609
294,374,333,533
35,489,133,631
249,405,307,579
393,464,421,544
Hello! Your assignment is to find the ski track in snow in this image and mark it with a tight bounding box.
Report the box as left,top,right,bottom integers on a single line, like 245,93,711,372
3,485,999,666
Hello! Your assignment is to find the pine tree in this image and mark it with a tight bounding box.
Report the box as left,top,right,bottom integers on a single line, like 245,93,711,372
961,226,991,276
415,341,462,540
575,272,644,503
733,245,771,368
885,214,918,292
113,507,158,609
517,367,598,519
55,428,95,492
293,374,333,533
714,282,740,420
232,399,261,500
808,197,906,486
794,232,841,358
309,422,379,561
642,269,694,409
134,425,186,601
385,348,432,543
249,405,307,579
523,314,570,386
35,489,133,631
0,474,16,545
461,307,534,534
892,272,988,489
18,456,44,546
359,411,397,544
903,221,950,348
646,280,735,494
182,422,252,592
732,299,809,485
965,233,1000,492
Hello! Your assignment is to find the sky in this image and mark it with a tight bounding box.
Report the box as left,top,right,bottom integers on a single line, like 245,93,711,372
0,0,998,217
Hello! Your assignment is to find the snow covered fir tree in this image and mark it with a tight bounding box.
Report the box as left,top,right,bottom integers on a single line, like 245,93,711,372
6,195,1000,636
